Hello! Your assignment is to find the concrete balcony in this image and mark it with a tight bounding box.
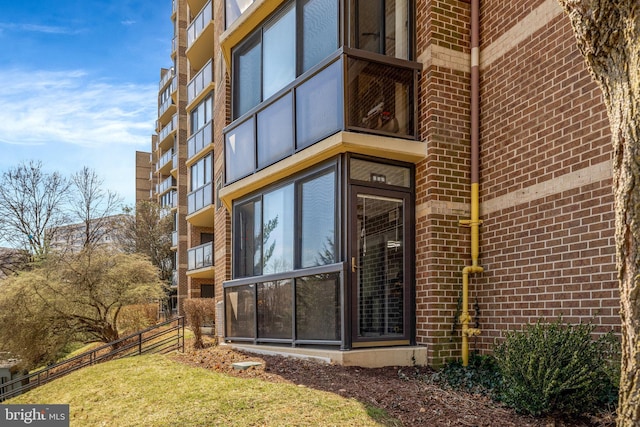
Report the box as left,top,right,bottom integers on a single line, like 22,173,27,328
187,241,214,278
187,0,214,71
187,59,214,109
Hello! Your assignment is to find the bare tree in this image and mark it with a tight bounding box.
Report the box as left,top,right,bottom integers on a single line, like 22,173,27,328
0,160,70,257
0,248,166,370
0,248,32,278
558,1,640,423
68,166,123,250
118,200,173,283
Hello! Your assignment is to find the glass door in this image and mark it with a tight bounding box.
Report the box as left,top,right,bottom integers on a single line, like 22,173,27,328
350,187,410,345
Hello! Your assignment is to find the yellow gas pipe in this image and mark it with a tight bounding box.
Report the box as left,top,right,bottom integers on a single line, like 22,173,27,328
459,185,483,366
459,0,482,367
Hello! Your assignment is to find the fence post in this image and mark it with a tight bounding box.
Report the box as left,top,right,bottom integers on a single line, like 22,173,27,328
138,332,143,355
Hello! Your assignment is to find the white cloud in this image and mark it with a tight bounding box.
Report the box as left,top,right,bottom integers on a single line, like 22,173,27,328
0,22,83,35
0,68,157,148
0,68,157,207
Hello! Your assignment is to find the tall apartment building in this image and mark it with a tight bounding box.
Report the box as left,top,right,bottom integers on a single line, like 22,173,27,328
149,0,618,367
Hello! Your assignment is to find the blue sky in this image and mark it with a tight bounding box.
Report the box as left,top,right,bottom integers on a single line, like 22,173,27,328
0,0,172,207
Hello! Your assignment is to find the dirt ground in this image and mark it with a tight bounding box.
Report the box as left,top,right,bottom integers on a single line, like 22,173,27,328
170,339,615,427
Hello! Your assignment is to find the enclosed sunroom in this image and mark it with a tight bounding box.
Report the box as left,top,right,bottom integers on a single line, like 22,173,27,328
220,0,425,351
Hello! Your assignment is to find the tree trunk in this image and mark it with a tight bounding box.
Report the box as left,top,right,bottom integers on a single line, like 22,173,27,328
558,1,640,424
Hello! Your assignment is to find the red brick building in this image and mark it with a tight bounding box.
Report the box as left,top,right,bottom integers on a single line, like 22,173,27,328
151,0,617,366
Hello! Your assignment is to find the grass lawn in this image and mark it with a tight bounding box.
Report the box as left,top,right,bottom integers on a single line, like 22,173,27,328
6,354,392,426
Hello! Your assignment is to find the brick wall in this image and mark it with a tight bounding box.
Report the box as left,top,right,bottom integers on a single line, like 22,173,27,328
415,0,473,364
415,0,617,366
474,0,617,353
175,0,190,315
213,0,232,306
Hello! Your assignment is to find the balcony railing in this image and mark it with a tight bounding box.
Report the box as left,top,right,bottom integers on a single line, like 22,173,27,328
187,182,213,215
159,68,175,90
223,263,343,345
159,114,178,142
187,0,213,48
157,149,174,171
187,60,213,104
188,121,213,159
224,51,419,184
160,190,177,210
225,0,255,29
188,242,213,270
159,95,174,118
157,176,176,195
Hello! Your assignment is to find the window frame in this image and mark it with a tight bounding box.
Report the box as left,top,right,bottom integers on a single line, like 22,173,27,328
231,0,340,121
232,160,340,280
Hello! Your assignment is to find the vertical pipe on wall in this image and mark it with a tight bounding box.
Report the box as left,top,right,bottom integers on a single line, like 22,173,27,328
459,0,483,367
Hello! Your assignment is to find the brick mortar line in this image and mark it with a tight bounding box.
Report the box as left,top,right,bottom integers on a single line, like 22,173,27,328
482,160,612,215
418,0,564,72
416,160,611,218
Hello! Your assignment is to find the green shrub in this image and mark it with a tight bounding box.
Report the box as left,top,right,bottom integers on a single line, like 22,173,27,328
493,318,619,416
428,353,502,396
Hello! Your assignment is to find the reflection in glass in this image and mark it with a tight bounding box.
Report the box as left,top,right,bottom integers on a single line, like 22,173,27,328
234,35,261,118
296,273,341,340
350,0,410,60
257,95,293,168
234,199,262,278
225,119,255,183
263,4,296,99
301,171,335,268
302,0,338,72
263,185,294,274
296,60,343,149
257,280,292,339
225,284,256,337
225,0,255,29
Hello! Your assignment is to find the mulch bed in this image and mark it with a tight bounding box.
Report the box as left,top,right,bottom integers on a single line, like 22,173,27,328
170,339,615,427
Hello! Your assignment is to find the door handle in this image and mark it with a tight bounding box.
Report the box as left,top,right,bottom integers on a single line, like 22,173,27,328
351,257,360,273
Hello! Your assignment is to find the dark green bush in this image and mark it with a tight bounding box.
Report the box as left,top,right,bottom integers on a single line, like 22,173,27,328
428,352,502,396
493,318,619,416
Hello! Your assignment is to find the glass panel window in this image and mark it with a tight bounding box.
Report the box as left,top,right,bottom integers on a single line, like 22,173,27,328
257,94,293,168
190,154,212,191
300,171,336,268
190,96,212,135
263,4,296,99
225,284,255,337
350,159,411,187
296,60,343,149
234,199,262,277
225,0,255,29
234,35,262,118
257,280,292,338
350,0,410,60
296,273,340,340
356,194,404,339
347,58,414,137
262,184,294,274
225,119,255,183
233,164,337,279
302,0,338,72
